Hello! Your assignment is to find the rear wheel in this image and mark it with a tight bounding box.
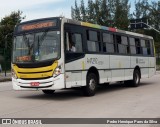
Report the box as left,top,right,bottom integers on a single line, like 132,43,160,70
83,73,97,96
125,70,140,87
132,70,141,87
42,90,55,95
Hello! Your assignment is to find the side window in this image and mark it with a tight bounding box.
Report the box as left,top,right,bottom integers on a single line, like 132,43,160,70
122,36,129,54
65,32,83,53
73,34,83,52
103,33,115,53
141,39,154,56
87,30,101,52
141,39,148,55
116,35,128,54
149,40,154,55
135,38,142,54
145,40,151,55
130,37,136,54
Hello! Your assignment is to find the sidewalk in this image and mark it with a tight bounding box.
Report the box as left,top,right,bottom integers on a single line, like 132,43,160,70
0,72,11,82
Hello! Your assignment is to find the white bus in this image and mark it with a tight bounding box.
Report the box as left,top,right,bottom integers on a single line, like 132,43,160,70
12,17,156,96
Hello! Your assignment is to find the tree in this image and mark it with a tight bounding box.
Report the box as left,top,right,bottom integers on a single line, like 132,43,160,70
0,10,25,70
72,0,81,20
80,0,87,21
71,6,75,20
99,0,110,26
114,0,130,30
87,0,95,23
71,0,130,30
0,10,25,50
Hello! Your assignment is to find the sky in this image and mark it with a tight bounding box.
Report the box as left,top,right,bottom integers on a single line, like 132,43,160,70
0,0,148,22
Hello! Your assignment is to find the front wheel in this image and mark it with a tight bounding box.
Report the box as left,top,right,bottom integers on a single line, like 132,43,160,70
42,90,55,95
83,73,97,96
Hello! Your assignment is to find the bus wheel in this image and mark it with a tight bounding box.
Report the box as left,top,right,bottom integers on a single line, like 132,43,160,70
131,70,141,87
83,73,97,96
42,90,55,95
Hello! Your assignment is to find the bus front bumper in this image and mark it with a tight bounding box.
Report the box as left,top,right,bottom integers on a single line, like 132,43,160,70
12,74,65,91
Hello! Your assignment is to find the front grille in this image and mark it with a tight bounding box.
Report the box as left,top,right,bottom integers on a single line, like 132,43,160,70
20,85,53,89
20,76,52,80
16,60,54,68
18,70,53,74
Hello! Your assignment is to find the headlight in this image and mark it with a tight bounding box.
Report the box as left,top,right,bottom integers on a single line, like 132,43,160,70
53,65,62,78
12,69,18,79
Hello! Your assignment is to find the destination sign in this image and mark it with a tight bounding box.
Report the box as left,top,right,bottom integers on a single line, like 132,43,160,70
22,22,55,31
17,19,58,32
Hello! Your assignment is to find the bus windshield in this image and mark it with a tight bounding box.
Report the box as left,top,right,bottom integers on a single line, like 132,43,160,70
12,31,60,63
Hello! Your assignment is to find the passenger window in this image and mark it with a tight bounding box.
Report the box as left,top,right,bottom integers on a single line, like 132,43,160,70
149,40,154,55
65,32,83,53
146,40,151,55
87,30,101,52
130,38,136,54
135,38,142,54
141,39,147,55
74,34,83,52
130,38,142,55
129,38,135,46
116,35,128,54
87,41,99,52
103,33,115,53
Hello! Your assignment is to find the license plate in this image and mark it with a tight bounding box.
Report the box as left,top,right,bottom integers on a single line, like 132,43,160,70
30,82,40,87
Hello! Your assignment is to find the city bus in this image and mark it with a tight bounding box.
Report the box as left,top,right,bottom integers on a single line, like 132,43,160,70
12,17,156,96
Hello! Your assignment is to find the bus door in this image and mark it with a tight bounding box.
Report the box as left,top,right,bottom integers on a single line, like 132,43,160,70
64,24,85,88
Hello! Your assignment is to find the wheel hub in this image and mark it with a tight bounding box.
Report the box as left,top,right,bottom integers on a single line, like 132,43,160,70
89,79,96,90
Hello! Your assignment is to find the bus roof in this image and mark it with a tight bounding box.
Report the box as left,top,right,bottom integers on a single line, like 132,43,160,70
64,18,153,40
18,17,153,40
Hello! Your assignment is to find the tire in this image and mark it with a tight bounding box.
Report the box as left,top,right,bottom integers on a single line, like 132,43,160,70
130,70,141,87
83,73,97,96
42,90,55,95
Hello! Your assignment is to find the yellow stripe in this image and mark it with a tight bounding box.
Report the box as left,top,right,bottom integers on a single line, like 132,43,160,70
153,42,156,56
19,72,53,79
13,61,58,79
82,61,85,70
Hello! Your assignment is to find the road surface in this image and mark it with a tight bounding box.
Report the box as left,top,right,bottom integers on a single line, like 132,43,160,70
0,72,160,127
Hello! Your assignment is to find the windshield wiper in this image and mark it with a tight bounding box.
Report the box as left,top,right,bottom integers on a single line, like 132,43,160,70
38,30,48,46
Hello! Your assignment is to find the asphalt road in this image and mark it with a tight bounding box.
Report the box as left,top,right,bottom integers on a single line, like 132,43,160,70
0,72,160,127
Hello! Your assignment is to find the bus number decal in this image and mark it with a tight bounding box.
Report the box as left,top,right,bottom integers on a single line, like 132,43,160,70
87,58,103,65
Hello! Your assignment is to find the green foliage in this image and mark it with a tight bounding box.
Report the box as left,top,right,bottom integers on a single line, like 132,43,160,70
87,0,95,23
0,10,25,50
72,0,81,20
114,0,130,30
0,10,25,70
132,0,160,53
80,0,87,22
71,0,130,30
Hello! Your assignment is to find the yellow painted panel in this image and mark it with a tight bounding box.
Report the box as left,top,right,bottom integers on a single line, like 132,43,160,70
13,61,58,73
19,71,53,79
13,61,58,79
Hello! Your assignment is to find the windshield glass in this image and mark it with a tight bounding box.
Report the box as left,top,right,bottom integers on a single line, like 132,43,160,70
12,31,60,63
